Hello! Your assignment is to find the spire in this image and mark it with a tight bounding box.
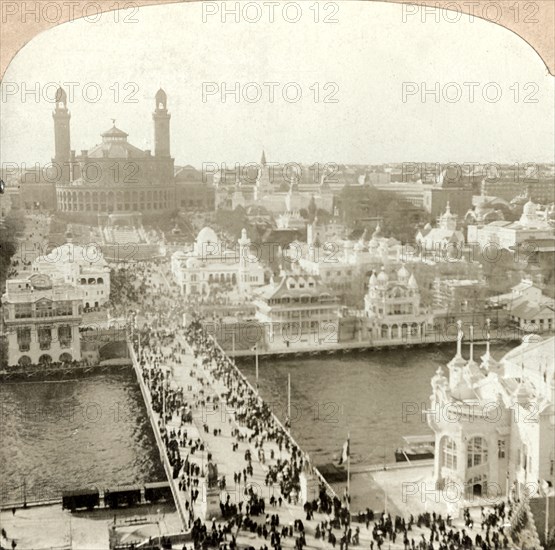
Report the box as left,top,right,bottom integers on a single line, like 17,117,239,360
55,87,68,109
261,150,267,167
155,88,167,110
480,318,499,371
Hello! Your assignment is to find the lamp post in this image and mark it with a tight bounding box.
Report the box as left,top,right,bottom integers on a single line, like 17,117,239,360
255,345,259,390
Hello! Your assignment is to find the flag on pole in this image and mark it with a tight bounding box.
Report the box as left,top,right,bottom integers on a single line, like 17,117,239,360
540,479,552,496
338,437,350,466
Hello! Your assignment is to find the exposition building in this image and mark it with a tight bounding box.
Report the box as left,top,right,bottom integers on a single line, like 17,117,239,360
53,88,176,220
171,227,265,296
428,328,554,502
3,273,83,366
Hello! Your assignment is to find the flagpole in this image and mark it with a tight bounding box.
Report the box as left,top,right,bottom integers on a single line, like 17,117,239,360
546,489,549,547
287,372,291,423
255,345,259,390
347,431,350,512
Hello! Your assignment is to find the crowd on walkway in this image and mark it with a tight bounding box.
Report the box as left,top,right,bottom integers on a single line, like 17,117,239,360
108,254,521,550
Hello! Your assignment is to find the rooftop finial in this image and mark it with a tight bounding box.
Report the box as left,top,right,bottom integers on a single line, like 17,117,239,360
456,320,463,358
111,118,116,126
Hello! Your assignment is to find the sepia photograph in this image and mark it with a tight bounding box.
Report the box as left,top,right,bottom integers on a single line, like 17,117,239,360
0,0,554,548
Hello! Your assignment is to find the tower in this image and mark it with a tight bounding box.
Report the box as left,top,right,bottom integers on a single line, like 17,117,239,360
153,88,171,157
256,150,272,197
238,228,251,290
53,87,71,181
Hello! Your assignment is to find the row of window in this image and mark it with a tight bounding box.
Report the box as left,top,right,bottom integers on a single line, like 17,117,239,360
14,301,74,319
79,277,104,285
372,305,415,316
268,295,332,305
58,189,172,202
442,436,491,470
59,202,170,212
17,326,73,351
512,316,553,329
273,310,336,319
17,353,73,366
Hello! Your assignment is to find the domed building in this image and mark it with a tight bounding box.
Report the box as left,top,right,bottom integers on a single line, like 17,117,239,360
171,227,265,296
364,266,433,341
429,328,555,503
467,197,554,251
415,202,465,257
32,241,110,309
53,87,176,221
297,219,403,297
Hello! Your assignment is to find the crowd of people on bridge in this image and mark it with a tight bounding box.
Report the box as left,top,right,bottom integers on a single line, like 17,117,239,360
127,271,519,550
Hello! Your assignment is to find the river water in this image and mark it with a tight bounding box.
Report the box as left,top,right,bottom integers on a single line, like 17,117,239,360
238,343,516,468
0,343,515,506
0,370,165,506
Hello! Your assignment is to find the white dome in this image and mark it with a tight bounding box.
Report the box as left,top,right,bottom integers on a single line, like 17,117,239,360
522,200,537,216
408,273,419,289
369,271,378,286
397,265,410,281
196,226,220,255
377,268,389,283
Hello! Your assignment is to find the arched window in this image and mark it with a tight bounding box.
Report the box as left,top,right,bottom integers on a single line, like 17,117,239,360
467,436,488,468
97,277,104,285
18,355,32,366
38,354,53,365
381,324,388,338
442,437,457,470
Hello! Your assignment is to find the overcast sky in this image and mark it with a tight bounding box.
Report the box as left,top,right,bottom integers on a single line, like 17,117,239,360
1,1,554,168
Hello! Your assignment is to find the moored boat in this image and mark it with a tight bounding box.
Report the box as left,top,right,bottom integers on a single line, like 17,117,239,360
395,435,435,462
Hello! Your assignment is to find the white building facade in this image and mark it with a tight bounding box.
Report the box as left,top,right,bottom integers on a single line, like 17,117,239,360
171,227,265,296
3,273,83,366
364,265,433,341
428,328,555,504
32,242,111,309
468,199,555,251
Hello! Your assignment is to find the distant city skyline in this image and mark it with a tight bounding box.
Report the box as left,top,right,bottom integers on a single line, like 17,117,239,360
1,2,554,167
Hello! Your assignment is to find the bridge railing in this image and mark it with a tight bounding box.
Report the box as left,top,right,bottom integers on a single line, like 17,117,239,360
207,335,338,503
128,342,189,531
